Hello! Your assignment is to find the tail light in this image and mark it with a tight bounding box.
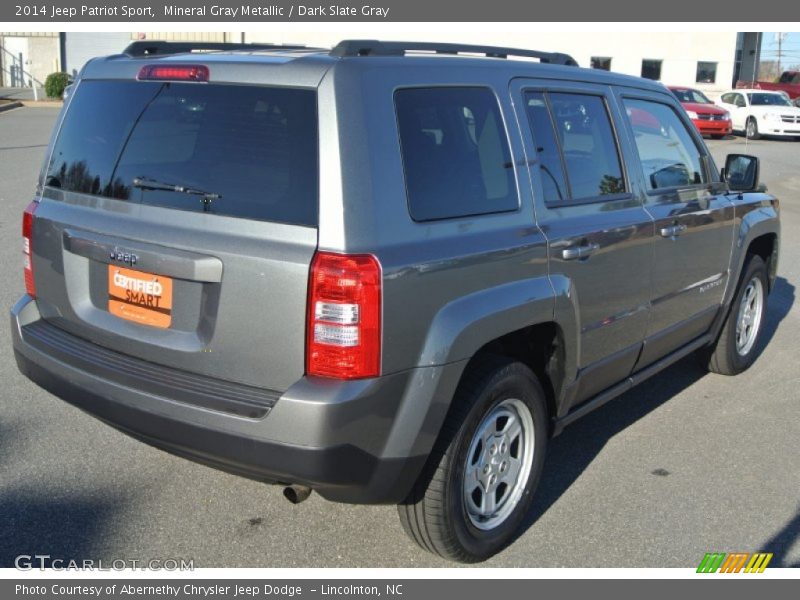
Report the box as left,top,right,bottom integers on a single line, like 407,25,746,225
306,252,382,379
22,201,38,298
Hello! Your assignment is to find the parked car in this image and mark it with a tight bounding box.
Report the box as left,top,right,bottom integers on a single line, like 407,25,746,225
12,40,780,563
668,86,732,138
717,89,800,139
737,70,800,100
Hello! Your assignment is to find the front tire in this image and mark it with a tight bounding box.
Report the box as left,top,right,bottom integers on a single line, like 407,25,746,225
397,357,548,562
704,255,769,375
746,117,761,140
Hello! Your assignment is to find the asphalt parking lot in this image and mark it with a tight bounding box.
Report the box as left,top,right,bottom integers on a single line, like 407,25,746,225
0,106,798,568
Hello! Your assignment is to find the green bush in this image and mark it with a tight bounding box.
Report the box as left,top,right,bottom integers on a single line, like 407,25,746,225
44,72,70,99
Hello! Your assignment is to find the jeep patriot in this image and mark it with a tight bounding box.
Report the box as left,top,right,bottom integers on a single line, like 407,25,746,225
11,40,780,562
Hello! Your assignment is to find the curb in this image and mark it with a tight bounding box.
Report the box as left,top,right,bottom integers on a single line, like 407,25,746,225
0,101,23,113
21,100,63,108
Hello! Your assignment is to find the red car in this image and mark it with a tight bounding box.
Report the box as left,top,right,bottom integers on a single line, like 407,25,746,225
736,70,800,101
668,87,732,138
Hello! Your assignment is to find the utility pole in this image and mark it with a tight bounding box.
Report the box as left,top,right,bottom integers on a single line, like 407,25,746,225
776,32,787,78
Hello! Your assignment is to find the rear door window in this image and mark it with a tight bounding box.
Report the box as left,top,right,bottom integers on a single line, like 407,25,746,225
395,87,518,221
46,80,319,226
524,91,626,203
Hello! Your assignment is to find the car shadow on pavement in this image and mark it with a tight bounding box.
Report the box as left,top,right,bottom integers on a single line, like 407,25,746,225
0,492,121,567
759,276,794,350
759,507,800,567
0,416,124,567
515,275,795,545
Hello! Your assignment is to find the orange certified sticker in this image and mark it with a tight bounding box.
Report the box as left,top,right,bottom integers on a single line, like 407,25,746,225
108,265,173,329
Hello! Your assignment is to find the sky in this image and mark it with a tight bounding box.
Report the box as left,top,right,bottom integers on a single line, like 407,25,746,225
760,32,800,68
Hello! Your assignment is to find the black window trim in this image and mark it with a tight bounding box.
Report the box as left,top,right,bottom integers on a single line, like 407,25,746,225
620,92,715,197
393,84,523,224
522,87,633,209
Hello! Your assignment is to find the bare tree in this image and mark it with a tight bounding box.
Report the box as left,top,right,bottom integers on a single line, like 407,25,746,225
758,60,782,82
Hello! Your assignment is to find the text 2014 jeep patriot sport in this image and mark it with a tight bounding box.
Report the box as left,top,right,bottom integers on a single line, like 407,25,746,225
11,40,780,562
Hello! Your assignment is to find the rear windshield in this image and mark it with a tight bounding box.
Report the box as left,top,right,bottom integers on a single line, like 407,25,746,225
45,80,319,226
670,88,711,104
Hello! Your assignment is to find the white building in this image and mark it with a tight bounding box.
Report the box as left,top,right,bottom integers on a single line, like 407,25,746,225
242,30,763,97
1,30,764,100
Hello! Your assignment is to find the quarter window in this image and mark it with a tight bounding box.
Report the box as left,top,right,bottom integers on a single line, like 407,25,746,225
623,98,707,190
395,87,518,221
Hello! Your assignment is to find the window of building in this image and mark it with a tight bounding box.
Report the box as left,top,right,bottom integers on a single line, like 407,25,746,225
622,98,707,191
395,87,518,222
641,59,663,81
525,91,625,203
591,57,612,71
695,61,718,83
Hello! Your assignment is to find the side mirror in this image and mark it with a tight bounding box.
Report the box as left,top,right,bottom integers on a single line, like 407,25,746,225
722,154,761,192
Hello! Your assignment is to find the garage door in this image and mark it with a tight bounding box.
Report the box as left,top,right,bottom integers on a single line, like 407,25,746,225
64,33,131,76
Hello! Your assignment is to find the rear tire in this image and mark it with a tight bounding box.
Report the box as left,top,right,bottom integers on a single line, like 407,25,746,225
745,117,761,140
704,255,768,375
397,356,548,563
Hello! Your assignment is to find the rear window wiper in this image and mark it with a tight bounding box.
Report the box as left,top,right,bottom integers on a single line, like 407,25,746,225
132,176,222,210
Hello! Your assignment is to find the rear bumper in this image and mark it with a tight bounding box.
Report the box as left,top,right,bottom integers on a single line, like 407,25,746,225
11,295,466,504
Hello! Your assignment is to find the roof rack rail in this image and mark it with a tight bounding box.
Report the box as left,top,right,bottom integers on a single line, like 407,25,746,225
330,40,578,66
123,41,312,57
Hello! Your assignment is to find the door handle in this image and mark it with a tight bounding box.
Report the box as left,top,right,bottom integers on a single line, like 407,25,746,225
561,243,600,260
660,224,687,238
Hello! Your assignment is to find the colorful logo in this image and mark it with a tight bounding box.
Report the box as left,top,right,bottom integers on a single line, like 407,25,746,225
697,552,773,573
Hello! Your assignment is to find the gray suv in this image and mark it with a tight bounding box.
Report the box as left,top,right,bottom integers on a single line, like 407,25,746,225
11,40,780,562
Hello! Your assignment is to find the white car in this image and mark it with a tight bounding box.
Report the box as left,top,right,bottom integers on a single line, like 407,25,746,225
716,89,800,139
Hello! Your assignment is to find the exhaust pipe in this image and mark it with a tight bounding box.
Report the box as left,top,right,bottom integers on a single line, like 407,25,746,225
283,484,312,504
